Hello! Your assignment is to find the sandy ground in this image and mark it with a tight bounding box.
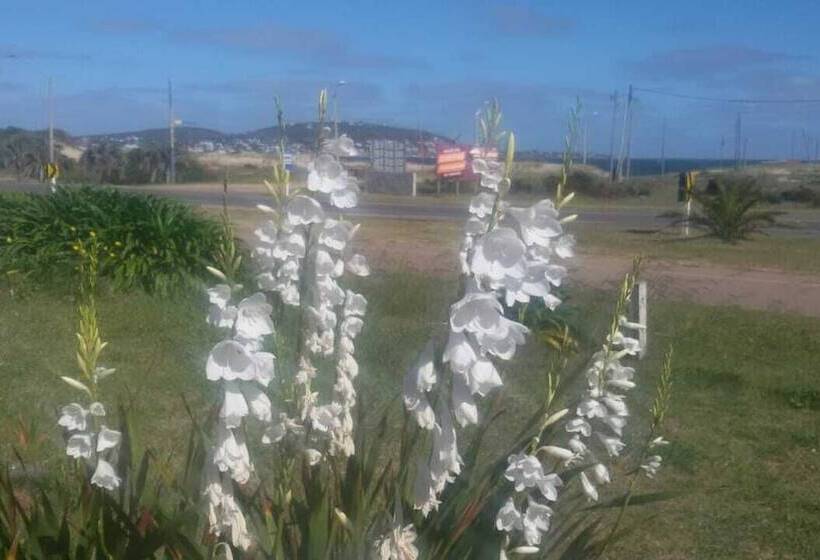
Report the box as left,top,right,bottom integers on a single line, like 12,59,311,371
352,222,820,318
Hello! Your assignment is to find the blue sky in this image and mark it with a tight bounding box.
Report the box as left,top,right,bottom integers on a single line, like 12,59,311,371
1,0,819,157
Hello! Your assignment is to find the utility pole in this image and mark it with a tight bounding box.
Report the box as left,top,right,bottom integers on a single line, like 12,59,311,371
168,79,176,184
659,119,667,175
719,135,725,168
616,84,633,182
47,77,54,165
625,98,636,179
733,112,742,168
608,90,619,182
46,77,57,190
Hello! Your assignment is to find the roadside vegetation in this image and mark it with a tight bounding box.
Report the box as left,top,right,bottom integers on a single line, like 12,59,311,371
0,186,224,294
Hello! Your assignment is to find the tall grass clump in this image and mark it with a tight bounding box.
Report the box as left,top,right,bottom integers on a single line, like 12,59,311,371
0,186,222,293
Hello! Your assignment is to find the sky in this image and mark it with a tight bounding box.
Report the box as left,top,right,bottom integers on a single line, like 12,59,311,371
1,0,819,158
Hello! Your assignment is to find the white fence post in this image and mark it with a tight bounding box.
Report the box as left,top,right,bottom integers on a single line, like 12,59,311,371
638,280,648,358
412,172,417,198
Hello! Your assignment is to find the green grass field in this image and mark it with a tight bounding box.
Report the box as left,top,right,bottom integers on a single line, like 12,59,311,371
0,270,818,558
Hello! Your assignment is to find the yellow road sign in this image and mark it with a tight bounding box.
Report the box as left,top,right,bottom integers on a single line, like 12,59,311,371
45,162,59,180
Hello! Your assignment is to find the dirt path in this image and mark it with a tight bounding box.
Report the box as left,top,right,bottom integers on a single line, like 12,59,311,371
359,230,820,318
573,254,820,317
220,205,820,318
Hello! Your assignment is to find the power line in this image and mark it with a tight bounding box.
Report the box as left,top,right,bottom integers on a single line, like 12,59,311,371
633,87,820,105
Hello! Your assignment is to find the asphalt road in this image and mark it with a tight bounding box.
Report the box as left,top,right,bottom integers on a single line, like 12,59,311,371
4,180,820,235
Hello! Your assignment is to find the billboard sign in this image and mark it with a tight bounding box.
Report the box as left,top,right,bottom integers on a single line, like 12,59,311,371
436,147,467,177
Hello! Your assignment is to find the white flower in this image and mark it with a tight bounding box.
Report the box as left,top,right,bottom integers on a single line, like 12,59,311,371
609,331,641,356
304,448,323,466
344,290,368,317
577,398,607,419
600,415,627,436
58,403,88,431
203,462,252,550
207,284,232,309
443,331,477,373
372,523,419,560
346,254,370,276
319,219,353,251
641,455,663,478
578,470,598,501
89,402,106,416
96,426,121,452
522,498,553,546
308,153,346,194
469,228,526,287
213,425,253,484
597,433,625,457
253,351,276,387
469,192,496,218
412,461,441,517
451,372,478,427
330,180,359,209
324,134,357,157
410,342,437,392
243,383,273,422
91,458,121,491
341,316,364,339
429,400,462,486
66,432,94,458
467,358,503,396
591,463,611,485
504,453,562,500
235,293,274,340
220,382,250,428
496,498,523,532
206,341,258,382
650,436,670,448
507,200,562,247
208,304,238,329
565,417,592,438
286,195,325,226
554,234,575,259
311,403,343,432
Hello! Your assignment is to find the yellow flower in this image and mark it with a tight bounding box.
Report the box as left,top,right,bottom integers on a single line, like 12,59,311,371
89,231,96,238
114,241,122,247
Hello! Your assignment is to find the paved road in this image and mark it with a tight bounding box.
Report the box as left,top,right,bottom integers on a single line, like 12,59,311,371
5,180,820,234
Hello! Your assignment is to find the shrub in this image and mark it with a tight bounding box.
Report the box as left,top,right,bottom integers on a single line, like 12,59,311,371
0,186,223,293
690,178,782,242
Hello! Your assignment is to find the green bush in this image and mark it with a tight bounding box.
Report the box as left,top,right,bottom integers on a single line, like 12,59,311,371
0,186,224,294
691,178,782,242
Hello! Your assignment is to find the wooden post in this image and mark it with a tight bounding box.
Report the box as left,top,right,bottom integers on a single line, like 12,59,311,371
437,178,441,196
638,281,647,358
411,172,417,197
630,280,647,358
455,180,460,196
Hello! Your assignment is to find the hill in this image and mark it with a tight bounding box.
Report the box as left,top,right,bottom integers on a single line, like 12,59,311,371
80,121,451,151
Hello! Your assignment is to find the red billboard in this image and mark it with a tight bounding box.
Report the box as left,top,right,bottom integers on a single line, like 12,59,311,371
436,145,499,179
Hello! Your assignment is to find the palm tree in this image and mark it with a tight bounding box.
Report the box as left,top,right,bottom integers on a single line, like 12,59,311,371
689,178,782,242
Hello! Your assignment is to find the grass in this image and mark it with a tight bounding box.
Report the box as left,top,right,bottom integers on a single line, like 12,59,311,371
0,269,818,558
344,216,820,275
574,225,820,274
